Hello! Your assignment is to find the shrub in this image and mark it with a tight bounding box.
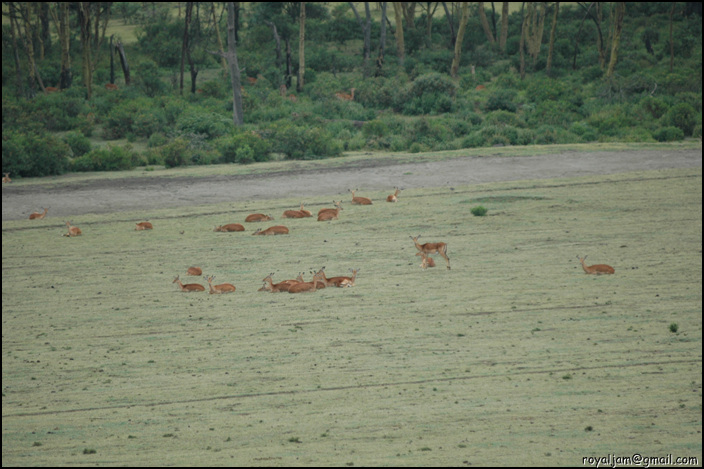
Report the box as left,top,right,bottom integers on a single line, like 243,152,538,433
484,89,517,112
266,122,342,159
71,145,136,172
471,206,488,216
402,72,458,115
176,111,232,138
216,131,271,164
652,126,684,142
161,138,190,168
62,131,92,157
665,103,697,136
2,130,70,177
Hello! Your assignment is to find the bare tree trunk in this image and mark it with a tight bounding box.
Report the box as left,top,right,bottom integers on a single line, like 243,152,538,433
115,41,131,85
77,2,93,98
227,2,244,126
668,2,675,72
393,2,405,66
297,2,305,92
478,2,495,44
8,2,25,96
211,2,228,72
441,2,456,48
376,2,387,75
450,2,469,79
605,2,625,78
349,2,372,77
180,2,193,95
499,2,509,51
546,2,559,76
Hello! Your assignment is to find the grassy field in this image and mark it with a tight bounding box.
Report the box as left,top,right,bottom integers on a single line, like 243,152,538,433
2,166,702,466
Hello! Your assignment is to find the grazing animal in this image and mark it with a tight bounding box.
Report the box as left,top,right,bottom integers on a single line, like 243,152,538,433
288,270,327,294
349,189,372,205
187,267,203,276
411,235,450,270
252,225,289,235
387,187,401,203
418,252,436,269
29,208,49,220
577,256,615,275
245,213,274,222
2,173,11,183
205,275,236,294
135,221,153,230
214,223,245,232
335,88,356,101
173,275,205,292
63,221,82,237
105,83,118,91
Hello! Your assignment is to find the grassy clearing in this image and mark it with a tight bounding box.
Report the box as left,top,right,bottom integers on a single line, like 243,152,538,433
2,167,702,466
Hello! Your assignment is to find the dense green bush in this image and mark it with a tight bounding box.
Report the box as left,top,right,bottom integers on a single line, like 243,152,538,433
2,130,70,177
653,126,684,142
62,131,92,157
265,122,342,159
71,145,137,172
665,102,697,136
403,73,458,115
161,138,190,168
216,131,271,164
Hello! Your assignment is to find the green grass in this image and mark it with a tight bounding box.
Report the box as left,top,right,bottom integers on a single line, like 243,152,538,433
2,166,701,466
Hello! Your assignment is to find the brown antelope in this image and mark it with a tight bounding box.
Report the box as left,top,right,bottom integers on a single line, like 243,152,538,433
64,221,82,237
29,208,49,220
252,225,289,235
317,201,343,221
335,88,356,101
173,275,205,292
245,213,274,222
318,267,359,288
135,221,153,230
283,203,313,219
105,83,118,91
2,173,11,183
187,266,203,276
577,256,615,275
214,223,245,232
475,84,486,91
298,203,313,217
349,189,372,205
261,272,305,293
386,187,401,203
288,270,327,294
318,200,342,216
411,235,450,270
205,276,236,294
418,252,436,269
45,86,59,93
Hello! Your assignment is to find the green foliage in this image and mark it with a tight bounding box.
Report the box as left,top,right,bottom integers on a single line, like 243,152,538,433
652,126,684,142
669,323,679,333
161,138,190,168
2,129,70,177
71,145,137,172
403,73,458,115
216,131,271,164
665,103,697,136
176,111,232,139
62,131,92,157
471,206,488,217
265,122,342,160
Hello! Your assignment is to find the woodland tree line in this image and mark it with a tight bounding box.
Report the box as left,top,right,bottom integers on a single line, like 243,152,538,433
2,2,702,177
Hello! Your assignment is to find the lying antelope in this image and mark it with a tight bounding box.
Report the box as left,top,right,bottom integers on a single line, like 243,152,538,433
105,83,119,91
411,235,450,270
64,221,82,237
260,272,305,293
317,201,343,221
387,187,401,203
2,173,11,183
418,252,436,269
214,223,244,232
173,275,205,292
283,203,313,218
252,225,289,235
349,189,373,205
320,267,359,287
288,270,327,294
318,201,342,216
245,213,274,222
205,275,236,294
335,88,356,101
29,208,49,220
187,266,203,276
135,221,153,230
577,256,615,275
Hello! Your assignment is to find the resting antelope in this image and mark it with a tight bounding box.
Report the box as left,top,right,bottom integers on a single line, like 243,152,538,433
317,201,343,221
29,208,49,220
260,272,305,293
105,83,118,91
418,252,436,269
335,88,356,101
318,201,342,216
387,187,401,203
187,266,203,276
318,267,359,288
252,225,289,235
245,213,274,222
214,223,245,232
288,270,327,294
173,275,205,292
577,256,615,275
205,275,236,294
63,221,82,237
349,189,372,205
411,235,450,270
135,221,153,230
2,173,11,183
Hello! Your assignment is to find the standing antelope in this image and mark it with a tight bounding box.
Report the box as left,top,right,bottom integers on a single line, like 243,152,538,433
418,252,436,269
187,267,203,276
3,173,12,183
205,276,236,294
577,256,615,275
288,270,327,294
317,201,343,221
387,187,401,203
173,275,205,292
411,235,450,270
64,221,82,237
349,189,373,205
245,213,274,222
135,221,153,230
214,223,245,232
335,88,356,101
252,225,289,235
29,208,49,220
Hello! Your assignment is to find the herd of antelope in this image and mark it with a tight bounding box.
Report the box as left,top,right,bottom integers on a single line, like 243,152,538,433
16,183,614,297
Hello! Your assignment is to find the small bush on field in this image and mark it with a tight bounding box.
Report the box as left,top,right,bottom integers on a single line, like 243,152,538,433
265,122,342,160
653,126,684,142
2,130,70,177
669,323,678,333
161,138,190,168
665,103,697,136
71,145,137,172
216,131,271,164
471,206,488,216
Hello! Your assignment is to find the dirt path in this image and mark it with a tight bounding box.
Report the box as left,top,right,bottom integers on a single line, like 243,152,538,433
2,149,701,221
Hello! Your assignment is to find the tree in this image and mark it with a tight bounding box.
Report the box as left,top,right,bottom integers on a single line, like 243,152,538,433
349,2,371,77
546,2,560,77
478,2,495,44
226,2,244,126
297,2,305,92
48,2,72,90
450,2,469,79
393,2,406,66
77,2,111,99
605,2,625,78
499,2,509,51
